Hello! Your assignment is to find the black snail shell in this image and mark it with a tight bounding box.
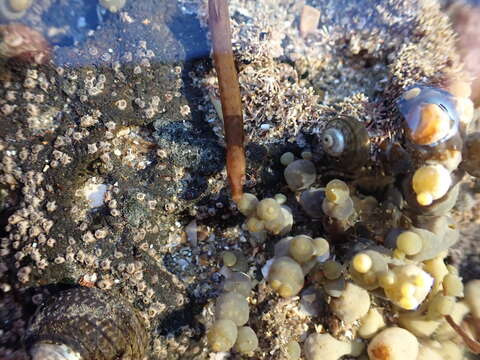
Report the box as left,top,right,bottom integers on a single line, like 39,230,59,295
320,116,370,170
25,287,148,360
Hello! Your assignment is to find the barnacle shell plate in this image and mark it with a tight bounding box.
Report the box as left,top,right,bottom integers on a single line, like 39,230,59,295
397,86,459,146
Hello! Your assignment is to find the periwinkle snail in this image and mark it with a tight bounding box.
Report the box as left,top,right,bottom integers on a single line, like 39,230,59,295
320,116,370,170
25,287,148,360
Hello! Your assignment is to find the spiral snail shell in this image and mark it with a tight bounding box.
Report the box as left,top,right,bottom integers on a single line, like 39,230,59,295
397,85,460,147
320,116,370,170
25,287,148,360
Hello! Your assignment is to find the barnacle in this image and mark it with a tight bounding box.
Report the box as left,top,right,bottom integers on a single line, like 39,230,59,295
320,116,370,170
397,86,460,147
0,23,51,64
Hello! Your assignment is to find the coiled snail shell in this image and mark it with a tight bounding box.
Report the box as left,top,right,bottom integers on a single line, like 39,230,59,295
25,287,148,360
397,85,460,147
320,116,370,170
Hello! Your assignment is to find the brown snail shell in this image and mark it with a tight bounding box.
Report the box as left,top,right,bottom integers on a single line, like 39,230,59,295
320,116,370,171
25,287,148,360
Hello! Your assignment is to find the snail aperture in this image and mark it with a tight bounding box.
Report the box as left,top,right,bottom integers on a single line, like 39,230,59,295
320,116,370,170
322,127,345,156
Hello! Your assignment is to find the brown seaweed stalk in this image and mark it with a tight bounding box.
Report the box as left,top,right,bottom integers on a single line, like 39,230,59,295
445,315,480,354
208,0,245,203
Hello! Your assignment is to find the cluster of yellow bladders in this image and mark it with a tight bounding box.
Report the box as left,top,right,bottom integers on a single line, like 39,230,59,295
206,77,480,359
206,142,480,359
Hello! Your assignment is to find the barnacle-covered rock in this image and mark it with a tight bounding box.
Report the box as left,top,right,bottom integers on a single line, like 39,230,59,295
320,116,370,170
25,287,148,360
397,86,460,147
0,23,51,64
